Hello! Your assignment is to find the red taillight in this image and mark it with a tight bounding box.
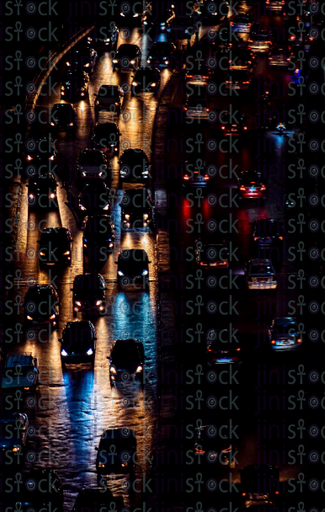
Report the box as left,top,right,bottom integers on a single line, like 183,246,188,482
206,108,210,112
275,491,279,495
184,175,190,180
236,348,241,351
260,184,266,191
242,493,247,497
243,81,250,84
278,236,283,240
195,448,205,454
184,107,187,111
240,185,246,191
221,446,232,453
271,340,276,345
254,236,259,241
230,22,234,26
244,126,248,130
247,23,251,27
290,35,295,40
248,39,253,43
187,74,193,78
221,126,225,130
208,348,213,352
297,338,302,344
204,175,209,181
225,81,230,83
202,76,209,79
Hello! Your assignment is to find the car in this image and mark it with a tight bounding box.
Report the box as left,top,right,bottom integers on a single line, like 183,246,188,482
59,321,96,365
268,317,302,351
250,218,284,255
194,424,236,467
184,94,210,120
49,103,77,132
238,170,266,198
120,188,154,229
116,249,151,290
108,338,145,385
220,112,248,135
228,49,255,70
78,180,111,217
146,41,176,68
266,0,285,12
194,0,222,21
184,64,212,85
66,47,97,74
1,354,38,394
77,149,109,180
225,70,252,91
240,464,280,508
230,13,254,33
71,273,106,317
142,4,174,32
245,258,277,290
72,486,120,512
0,412,29,465
4,470,63,512
131,67,161,96
87,24,119,52
112,44,141,71
268,45,294,67
287,24,304,47
83,214,115,253
206,329,242,367
182,159,210,187
168,14,195,45
94,84,124,114
248,30,273,53
38,227,73,267
25,137,58,163
118,2,144,25
90,122,121,154
24,284,59,327
96,428,137,477
194,239,230,269
60,71,90,100
27,172,58,209
119,149,152,183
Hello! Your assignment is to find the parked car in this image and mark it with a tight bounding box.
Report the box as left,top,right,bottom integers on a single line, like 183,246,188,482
112,44,141,71
240,465,280,508
268,317,302,351
94,84,123,114
60,71,90,100
77,149,109,180
24,284,59,327
38,227,72,267
245,258,277,290
90,122,121,154
27,173,58,209
50,103,77,133
116,249,151,290
1,354,38,393
120,188,154,229
108,338,145,386
96,428,137,476
238,170,266,199
119,149,151,183
83,214,115,253
59,321,96,365
71,273,106,316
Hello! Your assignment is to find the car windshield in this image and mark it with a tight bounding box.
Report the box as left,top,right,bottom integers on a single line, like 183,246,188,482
29,177,56,188
118,44,137,55
26,287,53,300
272,324,296,335
112,344,139,362
53,106,74,119
40,230,68,245
84,217,113,237
63,325,93,346
81,152,105,165
94,124,117,136
242,172,260,184
242,469,278,491
121,151,147,165
256,221,281,236
229,70,250,80
150,43,172,54
98,86,119,98
135,70,156,80
74,275,104,291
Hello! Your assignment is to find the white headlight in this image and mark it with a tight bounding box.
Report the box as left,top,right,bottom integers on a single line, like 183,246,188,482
142,270,148,276
118,270,124,276
87,348,93,356
96,300,101,306
136,365,143,373
61,349,68,357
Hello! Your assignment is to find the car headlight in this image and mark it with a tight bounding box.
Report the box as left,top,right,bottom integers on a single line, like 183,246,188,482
87,348,93,356
61,349,68,357
40,251,45,256
133,13,140,17
130,60,136,64
120,12,125,16
143,214,149,220
136,365,143,373
118,270,124,276
50,314,56,320
49,193,56,199
49,155,55,160
84,63,90,67
147,59,151,63
124,214,130,220
63,250,70,256
12,446,20,452
142,270,148,276
132,81,138,86
103,204,110,210
29,193,35,200
80,87,85,91
95,100,100,105
80,205,87,210
27,155,33,161
104,38,110,43
66,62,71,66
27,315,33,321
50,122,55,126
151,82,156,87
113,59,118,63
109,243,114,248
110,366,117,374
68,122,74,127
75,301,82,306
96,300,101,306
61,86,65,90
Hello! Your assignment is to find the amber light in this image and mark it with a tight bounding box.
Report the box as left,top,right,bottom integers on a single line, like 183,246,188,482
297,338,302,344
271,340,276,345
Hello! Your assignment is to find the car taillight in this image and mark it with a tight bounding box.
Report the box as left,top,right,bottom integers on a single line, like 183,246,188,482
206,108,210,112
254,237,259,241
187,74,193,78
230,22,234,26
244,126,248,130
271,340,276,345
184,107,187,111
278,236,283,240
242,492,247,496
236,348,241,351
195,448,205,454
204,175,209,180
260,184,266,191
221,126,225,130
297,338,302,344
184,175,190,180
290,35,295,40
243,81,250,84
221,446,232,453
240,185,246,191
202,76,209,79
247,23,251,27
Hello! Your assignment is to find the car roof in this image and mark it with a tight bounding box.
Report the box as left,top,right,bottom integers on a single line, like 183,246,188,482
118,249,148,260
117,43,139,51
73,273,105,286
248,258,272,265
273,317,296,325
101,428,136,440
6,354,34,367
66,320,93,329
242,464,279,474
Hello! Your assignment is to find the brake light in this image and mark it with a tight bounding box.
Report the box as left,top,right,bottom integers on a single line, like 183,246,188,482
297,338,302,344
204,175,209,180
236,348,241,351
206,108,210,112
278,236,283,240
260,184,266,191
208,348,213,352
254,237,259,241
184,107,187,111
290,35,295,40
247,23,251,27
230,22,234,26
184,175,190,180
195,448,206,454
271,340,276,345
244,126,248,130
221,126,225,130
243,81,250,84
187,74,193,78
202,76,209,79
240,185,246,191
242,493,247,497
221,446,232,453
275,491,280,495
